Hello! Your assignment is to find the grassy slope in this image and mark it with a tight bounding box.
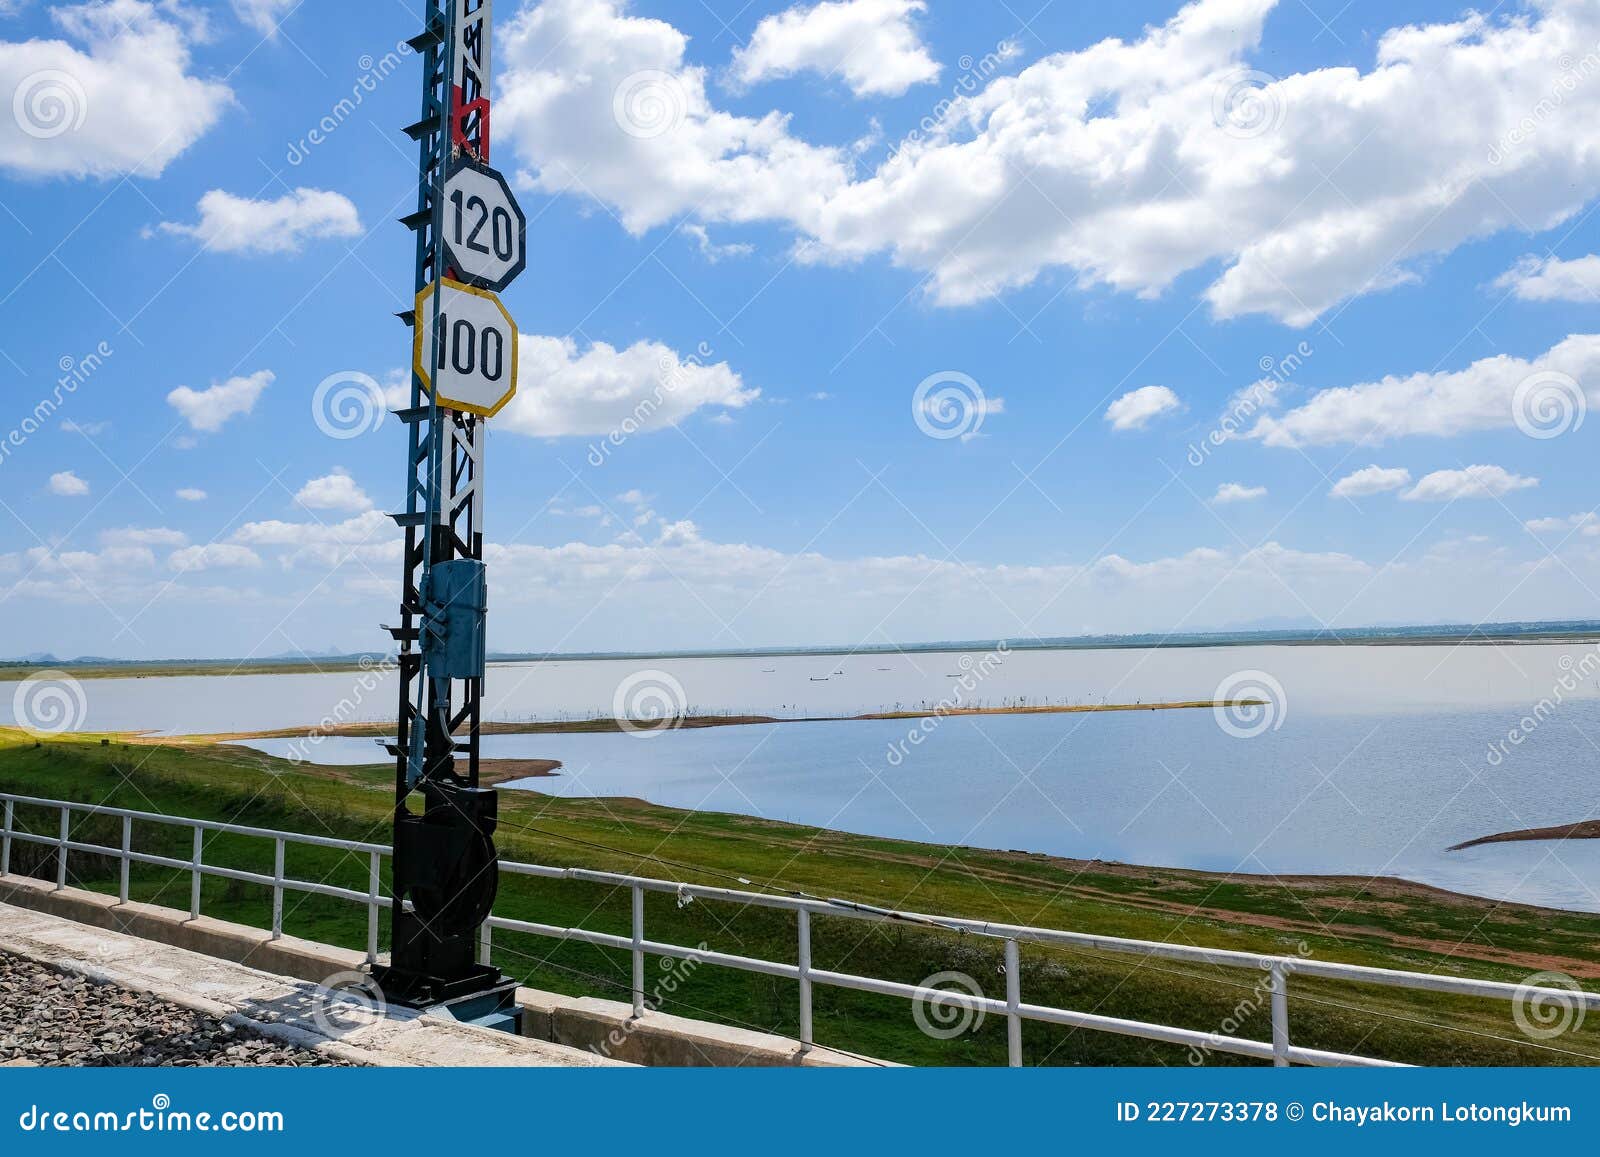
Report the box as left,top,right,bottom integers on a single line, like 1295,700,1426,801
1,728,1597,1067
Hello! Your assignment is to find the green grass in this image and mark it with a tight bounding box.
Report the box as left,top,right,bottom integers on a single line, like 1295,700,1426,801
2,727,1597,1067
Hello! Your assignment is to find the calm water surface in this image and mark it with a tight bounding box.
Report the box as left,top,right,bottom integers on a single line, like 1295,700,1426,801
13,644,1600,911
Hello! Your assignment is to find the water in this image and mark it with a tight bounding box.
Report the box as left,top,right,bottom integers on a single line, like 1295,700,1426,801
13,643,1600,911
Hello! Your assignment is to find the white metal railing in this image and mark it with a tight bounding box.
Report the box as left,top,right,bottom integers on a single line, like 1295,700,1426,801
2,790,1596,1068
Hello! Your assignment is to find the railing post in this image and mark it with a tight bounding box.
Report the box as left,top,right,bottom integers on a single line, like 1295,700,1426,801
1269,963,1290,1067
366,850,381,965
479,921,492,967
189,826,202,919
118,814,131,904
797,908,814,1053
1005,938,1022,1068
631,885,645,1019
55,806,68,891
1,799,13,877
271,838,284,940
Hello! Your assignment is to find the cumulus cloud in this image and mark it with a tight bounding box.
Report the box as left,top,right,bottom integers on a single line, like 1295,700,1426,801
1495,253,1600,303
499,0,1600,324
1211,482,1266,504
1400,465,1538,503
0,0,231,179
48,470,88,496
1329,465,1412,499
1251,335,1600,447
168,544,262,572
497,0,853,236
733,0,941,98
175,487,207,501
231,0,296,37
294,470,372,514
159,188,362,254
166,370,272,432
498,335,758,438
1526,512,1600,536
1105,385,1180,431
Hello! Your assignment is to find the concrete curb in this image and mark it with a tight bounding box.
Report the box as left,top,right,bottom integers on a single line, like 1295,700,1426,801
0,874,877,1067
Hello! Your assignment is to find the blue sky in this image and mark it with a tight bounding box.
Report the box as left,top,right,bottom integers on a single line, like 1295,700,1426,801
4,0,1600,659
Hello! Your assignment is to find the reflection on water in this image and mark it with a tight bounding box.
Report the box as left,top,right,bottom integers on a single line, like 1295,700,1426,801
11,643,1600,912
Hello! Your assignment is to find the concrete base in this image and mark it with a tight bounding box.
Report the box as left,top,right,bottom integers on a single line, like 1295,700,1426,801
0,873,874,1067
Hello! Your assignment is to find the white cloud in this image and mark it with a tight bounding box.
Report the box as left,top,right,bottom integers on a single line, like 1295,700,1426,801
1400,465,1538,503
169,544,262,572
48,470,88,496
1526,512,1600,537
175,487,207,501
159,188,361,254
1329,465,1412,499
231,0,295,37
733,0,941,98
294,470,372,514
166,370,272,432
497,0,853,236
1495,253,1600,304
0,0,231,179
1105,385,1180,431
1211,482,1266,504
681,223,754,262
501,0,1600,324
499,335,758,438
1251,334,1600,447
100,526,186,547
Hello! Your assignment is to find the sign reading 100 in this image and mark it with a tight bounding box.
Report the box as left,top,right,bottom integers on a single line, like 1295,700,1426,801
413,279,519,418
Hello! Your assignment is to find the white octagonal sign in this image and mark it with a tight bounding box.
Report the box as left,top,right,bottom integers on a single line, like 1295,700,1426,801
413,278,518,418
442,157,526,292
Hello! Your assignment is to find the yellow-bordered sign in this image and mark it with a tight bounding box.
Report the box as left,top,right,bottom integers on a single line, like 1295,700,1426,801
413,278,518,418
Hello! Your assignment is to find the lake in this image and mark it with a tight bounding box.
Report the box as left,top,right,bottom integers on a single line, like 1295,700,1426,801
11,642,1600,912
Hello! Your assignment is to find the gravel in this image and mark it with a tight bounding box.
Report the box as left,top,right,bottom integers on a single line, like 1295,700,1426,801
0,950,353,1067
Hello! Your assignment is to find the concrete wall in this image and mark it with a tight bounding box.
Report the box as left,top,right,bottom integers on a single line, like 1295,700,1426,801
0,873,874,1068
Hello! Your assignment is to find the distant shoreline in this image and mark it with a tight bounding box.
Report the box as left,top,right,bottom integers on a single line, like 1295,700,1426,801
6,620,1600,681
168,699,1246,744
1450,820,1600,851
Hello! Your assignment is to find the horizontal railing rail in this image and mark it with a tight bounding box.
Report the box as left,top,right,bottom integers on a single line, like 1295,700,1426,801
2,790,1595,1068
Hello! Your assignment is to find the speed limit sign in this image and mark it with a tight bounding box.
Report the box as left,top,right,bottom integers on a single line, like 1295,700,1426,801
442,157,526,292
413,278,518,417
